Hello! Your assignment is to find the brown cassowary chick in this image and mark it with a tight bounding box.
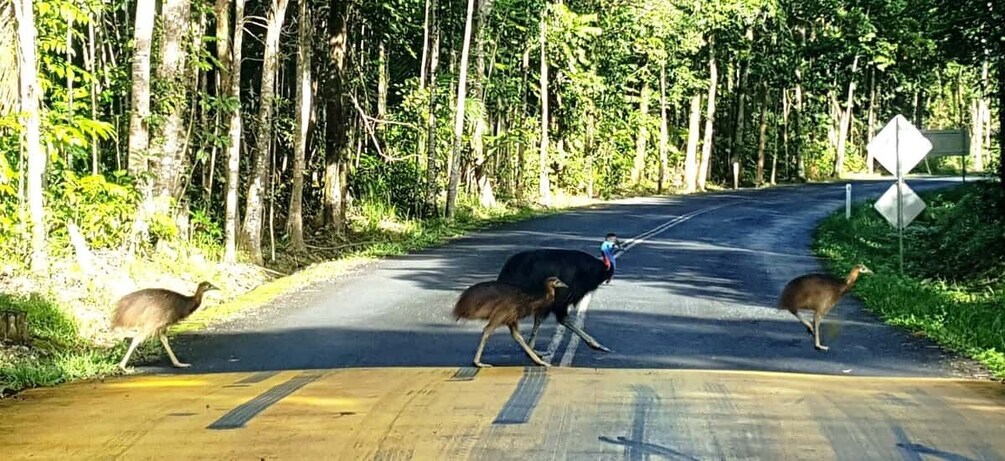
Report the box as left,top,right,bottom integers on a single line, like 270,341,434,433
777,264,872,351
453,277,567,368
111,281,219,370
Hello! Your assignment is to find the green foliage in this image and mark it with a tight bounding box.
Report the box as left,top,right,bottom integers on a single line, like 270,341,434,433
814,182,1005,378
48,172,138,248
351,154,426,218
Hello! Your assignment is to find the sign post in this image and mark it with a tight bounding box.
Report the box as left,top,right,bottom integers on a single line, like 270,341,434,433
868,115,933,274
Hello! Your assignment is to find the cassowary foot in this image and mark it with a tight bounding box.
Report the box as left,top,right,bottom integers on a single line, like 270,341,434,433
588,342,613,352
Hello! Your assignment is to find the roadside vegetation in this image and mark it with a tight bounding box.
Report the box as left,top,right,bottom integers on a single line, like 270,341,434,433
815,181,1005,378
1,0,1001,395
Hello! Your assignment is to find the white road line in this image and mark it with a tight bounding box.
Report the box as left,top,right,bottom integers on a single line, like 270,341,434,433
542,323,566,363
547,200,738,367
559,292,591,366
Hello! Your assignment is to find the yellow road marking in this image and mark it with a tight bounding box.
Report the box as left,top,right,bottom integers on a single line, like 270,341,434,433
1,368,1002,460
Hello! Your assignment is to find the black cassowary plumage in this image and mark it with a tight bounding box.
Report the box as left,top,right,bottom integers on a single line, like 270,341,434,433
496,249,614,352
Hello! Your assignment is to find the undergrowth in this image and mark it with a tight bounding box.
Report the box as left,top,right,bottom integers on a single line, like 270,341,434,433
814,181,1005,378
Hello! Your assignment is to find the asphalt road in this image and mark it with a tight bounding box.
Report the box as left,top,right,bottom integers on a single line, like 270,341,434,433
158,177,978,378
9,177,1003,461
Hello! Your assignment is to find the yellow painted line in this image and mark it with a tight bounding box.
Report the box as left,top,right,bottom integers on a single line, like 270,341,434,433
0,368,1002,460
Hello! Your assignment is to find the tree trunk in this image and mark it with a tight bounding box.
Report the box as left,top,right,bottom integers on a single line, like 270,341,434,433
683,93,701,193
782,89,790,180
223,0,245,263
732,57,749,185
419,0,431,89
866,67,877,174
997,57,1005,190
697,36,717,192
632,78,651,187
127,0,156,177
13,0,47,273
794,74,805,181
323,1,351,234
658,63,668,194
88,19,98,174
756,85,768,185
970,61,989,171
149,0,193,203
444,0,476,218
241,0,289,265
515,47,529,201
288,0,311,254
834,55,859,178
377,40,388,136
472,0,495,208
537,14,551,205
423,0,440,215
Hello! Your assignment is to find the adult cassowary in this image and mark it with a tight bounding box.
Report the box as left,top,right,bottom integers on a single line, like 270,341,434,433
496,249,614,353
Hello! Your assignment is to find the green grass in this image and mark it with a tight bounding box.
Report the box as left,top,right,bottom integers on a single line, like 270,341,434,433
814,181,1005,378
0,292,121,395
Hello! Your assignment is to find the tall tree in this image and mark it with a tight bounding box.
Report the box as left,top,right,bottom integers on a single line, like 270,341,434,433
631,77,650,186
683,93,701,192
833,55,859,178
697,35,717,192
13,0,46,273
149,0,193,203
322,1,351,234
537,11,551,205
241,0,290,265
127,0,156,177
288,0,312,253
422,0,440,215
445,0,477,218
223,0,246,263
657,64,669,194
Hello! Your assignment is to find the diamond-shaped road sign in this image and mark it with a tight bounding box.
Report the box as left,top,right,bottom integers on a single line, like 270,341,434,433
874,181,926,230
868,115,933,177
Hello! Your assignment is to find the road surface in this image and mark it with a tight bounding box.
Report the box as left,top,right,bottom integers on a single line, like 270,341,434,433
3,178,1003,460
168,178,971,377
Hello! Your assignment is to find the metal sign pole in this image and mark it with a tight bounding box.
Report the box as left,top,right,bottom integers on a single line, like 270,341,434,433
896,117,904,275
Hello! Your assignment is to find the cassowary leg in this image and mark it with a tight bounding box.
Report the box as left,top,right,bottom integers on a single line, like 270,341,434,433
473,323,497,368
508,322,551,367
527,312,545,349
790,309,814,334
560,320,612,352
813,311,829,351
159,332,191,368
118,335,145,371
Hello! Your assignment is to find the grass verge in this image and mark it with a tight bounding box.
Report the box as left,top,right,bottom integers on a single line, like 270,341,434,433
814,181,1005,379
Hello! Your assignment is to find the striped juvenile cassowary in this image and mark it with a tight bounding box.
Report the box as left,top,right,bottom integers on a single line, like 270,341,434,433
496,249,614,353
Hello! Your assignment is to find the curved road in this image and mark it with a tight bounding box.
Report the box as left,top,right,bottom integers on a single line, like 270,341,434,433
169,178,972,377
7,178,1005,461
